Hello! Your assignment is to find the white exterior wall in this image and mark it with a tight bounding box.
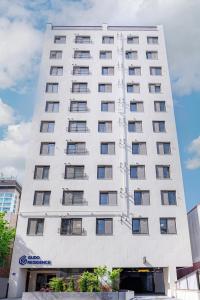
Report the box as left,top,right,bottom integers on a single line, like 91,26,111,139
9,24,192,298
188,204,200,263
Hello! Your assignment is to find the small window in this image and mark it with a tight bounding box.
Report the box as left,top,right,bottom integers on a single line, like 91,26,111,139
70,101,87,112
98,84,112,93
45,102,59,113
128,121,142,132
50,51,62,59
146,51,158,60
147,36,158,44
34,166,50,180
96,218,113,235
134,191,150,205
54,36,66,44
61,218,82,235
127,36,139,44
99,192,117,205
101,101,115,112
129,67,141,76
40,121,55,133
75,35,91,44
67,142,86,155
72,83,88,93
127,83,140,93
65,165,85,179
50,66,63,76
157,142,171,154
100,142,115,154
73,66,89,75
102,67,114,75
62,191,84,205
100,51,112,59
98,121,112,133
33,191,50,206
154,101,166,112
153,121,166,133
126,51,138,59
132,142,146,154
149,84,161,93
132,218,149,234
102,36,114,44
160,218,176,234
68,121,87,132
74,51,91,59
46,83,58,93
130,101,143,112
156,165,170,179
130,165,145,179
40,142,55,155
27,218,44,236
97,166,112,179
150,67,162,76
161,191,176,205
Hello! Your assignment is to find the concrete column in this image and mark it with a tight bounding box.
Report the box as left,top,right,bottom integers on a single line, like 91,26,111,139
8,268,27,298
163,266,177,297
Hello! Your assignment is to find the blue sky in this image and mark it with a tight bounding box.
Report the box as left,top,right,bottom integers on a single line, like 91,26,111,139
0,0,199,210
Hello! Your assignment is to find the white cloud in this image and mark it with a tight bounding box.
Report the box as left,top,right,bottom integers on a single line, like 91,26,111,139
0,98,15,126
186,136,200,170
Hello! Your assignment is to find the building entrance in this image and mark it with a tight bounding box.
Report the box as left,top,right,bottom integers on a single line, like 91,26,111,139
120,268,165,294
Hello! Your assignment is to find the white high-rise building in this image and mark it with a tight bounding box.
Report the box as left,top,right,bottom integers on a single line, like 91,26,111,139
9,24,192,298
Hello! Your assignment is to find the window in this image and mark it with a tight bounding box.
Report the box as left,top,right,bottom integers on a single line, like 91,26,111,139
70,101,87,112
40,142,55,155
130,165,145,179
67,142,86,154
62,191,84,205
98,84,112,93
161,191,176,205
156,165,170,179
101,101,115,112
73,66,89,75
96,218,113,235
150,67,162,76
100,142,115,154
33,191,50,206
50,66,63,76
54,36,66,44
127,36,139,44
65,165,85,179
102,67,114,75
68,121,87,132
98,121,112,132
127,83,140,93
128,121,142,132
74,50,91,59
130,101,143,112
34,166,49,180
160,218,176,234
102,36,114,44
126,51,138,59
40,121,55,133
46,83,58,93
157,142,171,154
129,67,141,76
99,192,117,205
72,83,89,93
154,101,166,112
100,51,112,59
149,84,161,93
27,218,44,236
153,121,166,132
146,51,158,60
134,191,150,205
97,166,112,179
132,142,146,154
45,101,59,113
75,35,91,43
147,36,158,44
132,218,149,234
50,50,62,59
61,218,82,235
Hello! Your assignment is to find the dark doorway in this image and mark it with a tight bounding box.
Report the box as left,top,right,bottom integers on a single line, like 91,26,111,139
120,268,165,294
36,273,56,291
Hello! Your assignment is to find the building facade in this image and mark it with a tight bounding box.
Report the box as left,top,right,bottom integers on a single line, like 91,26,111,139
9,24,192,297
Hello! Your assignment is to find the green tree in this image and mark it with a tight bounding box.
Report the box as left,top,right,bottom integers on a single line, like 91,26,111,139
0,212,15,264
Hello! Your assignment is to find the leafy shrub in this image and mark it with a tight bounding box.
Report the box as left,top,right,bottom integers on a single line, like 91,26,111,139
49,277,66,292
